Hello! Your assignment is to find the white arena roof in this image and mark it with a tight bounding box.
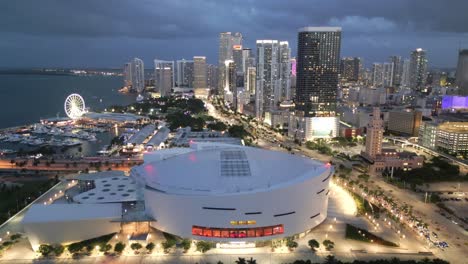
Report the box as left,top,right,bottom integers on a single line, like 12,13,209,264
73,176,137,203
23,204,122,223
133,143,330,195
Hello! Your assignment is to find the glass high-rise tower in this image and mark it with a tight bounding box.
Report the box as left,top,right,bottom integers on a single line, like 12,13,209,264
409,48,428,91
296,27,341,117
456,49,468,96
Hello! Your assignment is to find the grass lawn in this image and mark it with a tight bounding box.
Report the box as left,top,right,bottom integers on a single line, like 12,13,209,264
345,224,398,247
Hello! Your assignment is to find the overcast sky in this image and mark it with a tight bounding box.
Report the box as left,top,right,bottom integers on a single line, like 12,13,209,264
1,0,468,69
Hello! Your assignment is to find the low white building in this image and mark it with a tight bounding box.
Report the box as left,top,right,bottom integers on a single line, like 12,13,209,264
23,204,121,251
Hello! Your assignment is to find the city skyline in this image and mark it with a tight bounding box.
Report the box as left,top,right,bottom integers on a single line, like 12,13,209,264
1,0,468,68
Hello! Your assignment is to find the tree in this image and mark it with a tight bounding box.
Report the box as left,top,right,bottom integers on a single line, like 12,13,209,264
195,241,214,253
53,244,64,256
323,240,335,251
235,257,247,264
67,243,83,254
247,257,257,264
100,244,112,253
38,244,54,256
228,125,248,138
286,240,298,251
181,239,191,252
308,239,320,251
161,240,175,253
130,242,142,252
10,233,21,240
145,242,155,252
114,242,126,254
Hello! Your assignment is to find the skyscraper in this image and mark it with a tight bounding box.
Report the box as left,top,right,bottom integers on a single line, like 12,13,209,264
290,58,297,99
123,62,132,87
456,49,468,96
131,58,145,94
279,41,292,102
340,57,361,82
242,48,253,89
207,64,218,92
409,48,428,91
296,27,341,117
232,45,245,87
246,67,256,95
364,107,384,160
372,63,384,87
401,59,411,87
382,62,394,87
154,59,175,97
256,40,280,119
389,56,403,86
193,56,207,89
218,32,242,95
176,59,194,88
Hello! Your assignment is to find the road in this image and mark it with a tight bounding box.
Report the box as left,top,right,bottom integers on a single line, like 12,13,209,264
206,98,467,263
0,157,142,173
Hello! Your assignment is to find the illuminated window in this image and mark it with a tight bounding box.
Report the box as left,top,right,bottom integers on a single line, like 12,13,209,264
192,224,284,238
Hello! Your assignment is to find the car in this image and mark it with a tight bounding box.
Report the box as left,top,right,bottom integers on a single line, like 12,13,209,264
432,232,438,238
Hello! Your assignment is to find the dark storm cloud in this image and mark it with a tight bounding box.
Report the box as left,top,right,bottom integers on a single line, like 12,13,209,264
0,0,467,68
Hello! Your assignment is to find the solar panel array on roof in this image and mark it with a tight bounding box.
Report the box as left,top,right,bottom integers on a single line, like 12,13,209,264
220,150,251,177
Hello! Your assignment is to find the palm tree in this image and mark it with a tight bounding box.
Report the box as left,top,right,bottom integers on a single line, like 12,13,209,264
235,257,247,264
246,257,257,264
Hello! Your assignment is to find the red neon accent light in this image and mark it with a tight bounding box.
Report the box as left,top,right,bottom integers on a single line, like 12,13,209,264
192,224,284,238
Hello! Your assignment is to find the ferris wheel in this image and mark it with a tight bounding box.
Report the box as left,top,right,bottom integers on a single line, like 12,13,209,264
64,93,86,119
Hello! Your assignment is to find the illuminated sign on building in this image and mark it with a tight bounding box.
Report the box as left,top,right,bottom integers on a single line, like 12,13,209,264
441,95,468,110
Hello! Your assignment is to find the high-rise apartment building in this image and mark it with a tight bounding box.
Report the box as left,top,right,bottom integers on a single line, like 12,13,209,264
364,107,384,160
409,48,428,91
279,41,292,102
193,56,207,89
241,48,254,89
372,63,384,87
372,63,393,87
123,62,132,87
401,59,411,87
340,57,361,82
207,64,218,92
130,58,145,94
389,56,403,86
256,40,279,119
154,59,175,97
246,67,256,95
456,49,468,96
382,62,394,87
176,59,194,88
218,32,242,95
296,27,341,117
